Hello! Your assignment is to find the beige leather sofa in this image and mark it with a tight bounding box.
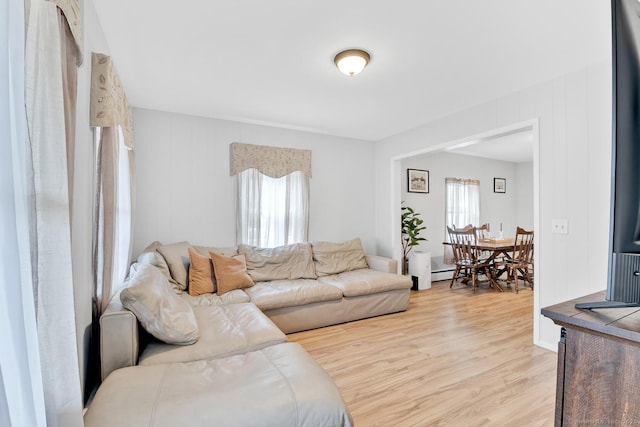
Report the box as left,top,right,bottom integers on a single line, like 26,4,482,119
87,238,411,427
86,343,354,427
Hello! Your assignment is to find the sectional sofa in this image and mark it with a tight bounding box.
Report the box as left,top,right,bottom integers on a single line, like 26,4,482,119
85,238,412,427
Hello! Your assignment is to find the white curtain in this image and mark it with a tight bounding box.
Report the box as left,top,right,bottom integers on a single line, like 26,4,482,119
237,169,309,248
444,178,480,263
0,0,46,424
90,53,135,315
24,0,84,425
445,178,481,230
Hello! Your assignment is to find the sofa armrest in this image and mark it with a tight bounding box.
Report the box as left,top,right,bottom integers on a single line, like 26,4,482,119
365,255,398,274
100,291,139,381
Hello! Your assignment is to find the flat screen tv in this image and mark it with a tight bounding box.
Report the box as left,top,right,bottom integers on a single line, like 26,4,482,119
576,0,640,309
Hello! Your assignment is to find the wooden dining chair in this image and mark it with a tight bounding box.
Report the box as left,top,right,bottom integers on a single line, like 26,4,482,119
473,223,494,259
504,227,534,293
473,223,489,240
447,226,496,293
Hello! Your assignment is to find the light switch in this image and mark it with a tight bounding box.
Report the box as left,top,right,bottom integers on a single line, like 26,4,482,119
552,219,568,234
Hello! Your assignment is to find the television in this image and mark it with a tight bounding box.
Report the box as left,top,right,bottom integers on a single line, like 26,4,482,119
576,0,640,309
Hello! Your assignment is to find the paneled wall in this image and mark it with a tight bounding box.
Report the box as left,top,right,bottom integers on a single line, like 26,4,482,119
517,162,534,230
374,61,612,349
132,108,377,256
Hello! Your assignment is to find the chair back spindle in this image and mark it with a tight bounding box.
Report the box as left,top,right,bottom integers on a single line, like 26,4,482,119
447,226,496,293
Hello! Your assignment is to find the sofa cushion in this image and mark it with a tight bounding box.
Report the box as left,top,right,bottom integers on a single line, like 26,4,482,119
245,279,343,311
193,245,238,257
85,343,354,427
180,289,251,306
138,302,286,366
317,268,413,297
210,251,255,295
156,241,193,290
120,264,199,345
238,242,317,282
188,248,216,296
312,238,369,276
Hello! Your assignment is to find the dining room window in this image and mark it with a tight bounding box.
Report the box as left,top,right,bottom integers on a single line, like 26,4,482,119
445,177,480,232
444,178,480,263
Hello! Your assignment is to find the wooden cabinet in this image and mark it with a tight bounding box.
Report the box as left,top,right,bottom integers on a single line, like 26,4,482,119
542,292,640,426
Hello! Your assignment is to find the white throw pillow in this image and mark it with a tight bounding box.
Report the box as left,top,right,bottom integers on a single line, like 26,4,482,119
156,241,193,290
120,264,199,345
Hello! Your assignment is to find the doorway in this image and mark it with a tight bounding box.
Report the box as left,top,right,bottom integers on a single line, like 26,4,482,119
391,118,541,343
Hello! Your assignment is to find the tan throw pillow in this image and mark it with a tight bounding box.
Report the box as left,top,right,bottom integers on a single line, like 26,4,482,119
209,251,255,295
238,242,317,282
120,264,199,345
312,238,369,276
188,248,216,296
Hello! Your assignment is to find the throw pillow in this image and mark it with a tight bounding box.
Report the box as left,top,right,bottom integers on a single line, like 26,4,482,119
136,241,174,284
311,238,369,276
238,242,317,282
187,248,216,296
120,264,199,345
209,251,255,295
193,245,238,257
156,241,193,291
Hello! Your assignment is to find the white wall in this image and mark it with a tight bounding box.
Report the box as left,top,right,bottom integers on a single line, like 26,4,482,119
71,0,112,401
517,162,534,229
400,152,520,257
132,108,376,256
374,61,612,350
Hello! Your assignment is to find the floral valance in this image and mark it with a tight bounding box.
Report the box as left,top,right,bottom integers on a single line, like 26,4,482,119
230,142,312,178
445,177,480,185
90,53,134,149
49,0,83,65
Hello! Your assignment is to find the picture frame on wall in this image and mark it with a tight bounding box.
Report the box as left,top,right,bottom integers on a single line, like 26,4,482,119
494,177,506,193
408,169,429,193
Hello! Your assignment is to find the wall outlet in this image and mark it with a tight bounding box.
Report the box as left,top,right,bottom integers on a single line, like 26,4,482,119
552,219,568,234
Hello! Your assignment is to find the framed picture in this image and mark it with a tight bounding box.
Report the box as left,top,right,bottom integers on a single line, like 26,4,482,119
494,177,506,193
407,169,429,193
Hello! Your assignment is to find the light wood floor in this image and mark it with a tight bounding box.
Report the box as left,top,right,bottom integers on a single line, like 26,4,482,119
288,280,558,427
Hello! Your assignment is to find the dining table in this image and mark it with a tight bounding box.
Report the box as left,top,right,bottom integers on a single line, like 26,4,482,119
443,237,518,291
474,238,515,258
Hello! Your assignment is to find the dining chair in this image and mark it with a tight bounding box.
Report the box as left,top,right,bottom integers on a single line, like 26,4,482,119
473,223,494,260
473,223,489,240
447,226,496,293
452,224,474,232
504,227,534,293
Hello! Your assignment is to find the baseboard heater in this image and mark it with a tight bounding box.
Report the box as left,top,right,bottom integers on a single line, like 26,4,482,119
430,256,455,281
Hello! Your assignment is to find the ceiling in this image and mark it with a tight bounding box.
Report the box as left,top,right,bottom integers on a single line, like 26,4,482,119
447,129,534,163
92,0,611,142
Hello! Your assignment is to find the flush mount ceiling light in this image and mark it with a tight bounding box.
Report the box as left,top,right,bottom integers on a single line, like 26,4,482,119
334,49,371,77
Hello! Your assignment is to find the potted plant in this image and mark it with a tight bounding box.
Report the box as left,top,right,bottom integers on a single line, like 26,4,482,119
401,203,427,275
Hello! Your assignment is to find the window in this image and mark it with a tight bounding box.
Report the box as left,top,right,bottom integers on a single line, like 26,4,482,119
445,177,480,231
93,125,134,312
444,178,480,263
236,168,309,248
114,126,133,288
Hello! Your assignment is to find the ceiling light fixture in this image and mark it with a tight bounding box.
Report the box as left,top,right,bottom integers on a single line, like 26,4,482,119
334,49,371,77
